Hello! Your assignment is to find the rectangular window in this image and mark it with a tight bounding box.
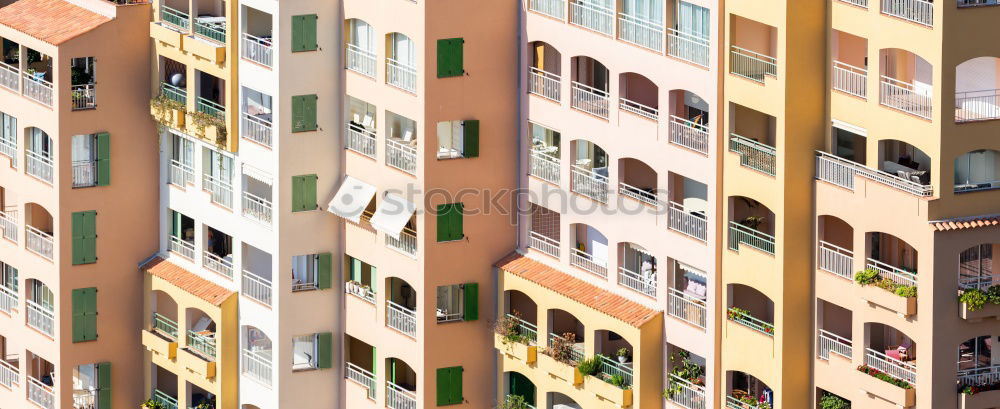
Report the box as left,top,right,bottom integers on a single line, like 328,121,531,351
1,262,17,293
292,334,318,370
291,174,318,212
0,112,15,165
436,120,479,159
71,287,98,342
292,252,331,291
169,133,195,186
436,283,478,323
202,147,234,183
291,15,318,52
436,366,464,405
71,134,108,188
345,256,377,302
291,95,318,132
436,38,465,78
436,203,464,242
71,210,97,265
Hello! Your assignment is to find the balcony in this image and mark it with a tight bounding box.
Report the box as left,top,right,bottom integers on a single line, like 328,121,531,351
728,221,775,255
729,46,777,83
151,389,178,409
617,13,663,52
529,67,561,102
0,135,15,168
386,226,417,257
729,134,776,176
0,285,16,314
881,0,932,26
386,382,417,409
669,115,709,154
242,269,272,306
618,266,655,297
346,362,377,399
727,307,774,337
668,374,706,409
0,208,17,243
570,248,607,277
168,235,195,260
0,357,18,389
26,300,54,336
667,29,710,67
387,300,417,338
569,0,614,35
0,60,18,92
203,250,233,279
863,347,917,387
386,58,417,94
386,138,417,175
241,113,272,149
667,288,706,329
571,166,609,203
815,151,933,197
346,44,377,78
25,225,53,261
818,240,853,280
880,76,932,119
25,150,53,184
833,61,867,99
241,347,272,386
818,329,852,361
346,123,377,159
242,191,272,225
529,150,560,184
571,81,610,118
529,0,566,19
203,174,233,209
242,33,272,67
668,202,708,241
28,376,55,409
23,73,53,107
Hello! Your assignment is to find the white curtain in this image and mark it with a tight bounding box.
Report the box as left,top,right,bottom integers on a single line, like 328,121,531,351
621,0,663,24
351,19,375,51
956,150,999,184
29,128,50,157
203,147,233,183
71,134,94,162
392,33,415,66
292,255,316,285
677,1,710,39
1,113,15,143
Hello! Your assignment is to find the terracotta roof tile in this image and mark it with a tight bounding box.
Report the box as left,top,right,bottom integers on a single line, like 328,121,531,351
0,0,111,45
142,257,234,306
930,214,1000,231
495,253,659,328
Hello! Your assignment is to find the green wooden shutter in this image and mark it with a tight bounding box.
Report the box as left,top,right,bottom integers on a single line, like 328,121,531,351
97,362,111,409
316,332,332,368
371,266,377,293
436,38,465,78
317,252,332,289
451,203,464,240
96,132,111,186
292,175,318,212
372,347,377,375
436,204,464,242
463,283,478,321
72,287,98,342
510,372,535,406
72,211,97,265
291,95,318,132
437,367,464,405
462,120,479,158
170,211,182,237
451,366,464,405
292,15,318,52
350,258,362,282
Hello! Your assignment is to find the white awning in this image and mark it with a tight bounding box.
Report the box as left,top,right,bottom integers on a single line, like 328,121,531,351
327,176,377,224
242,164,273,186
370,193,417,239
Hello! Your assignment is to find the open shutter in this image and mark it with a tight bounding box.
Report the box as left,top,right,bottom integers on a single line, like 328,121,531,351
370,266,377,293
462,283,478,321
291,95,318,132
292,15,318,52
316,332,332,368
436,204,452,242
462,121,479,158
170,211,182,237
450,203,464,240
97,362,111,409
451,366,464,404
317,252,332,289
72,287,98,342
72,211,97,265
96,132,110,186
291,176,304,211
436,38,465,78
372,346,377,375
350,258,362,282
436,368,450,405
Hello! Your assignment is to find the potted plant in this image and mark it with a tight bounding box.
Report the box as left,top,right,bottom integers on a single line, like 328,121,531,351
141,399,166,409
498,395,530,409
616,347,629,363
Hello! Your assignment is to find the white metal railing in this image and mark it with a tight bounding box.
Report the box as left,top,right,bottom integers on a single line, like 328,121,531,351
0,137,15,168
815,151,933,197
26,300,54,336
958,365,1000,388
386,382,417,409
26,150,53,183
729,133,776,176
386,139,417,175
241,348,272,386
203,250,234,279
0,61,19,91
386,228,417,256
23,73,53,106
818,329,853,360
618,182,657,206
726,396,764,409
0,358,18,389
880,76,932,119
169,160,194,186
667,287,706,329
866,348,916,385
668,374,706,409
529,67,561,101
959,0,999,6
668,201,708,241
346,123,377,158
728,221,775,255
242,32,273,67
0,210,17,242
619,97,658,120
242,270,272,306
386,59,417,93
728,307,774,336
571,166,609,203
203,174,234,209
25,225,53,261
529,0,566,19
507,314,539,343
242,113,273,148
571,81,610,118
346,362,377,399
72,160,96,188
242,192,272,225
570,1,614,34
833,61,868,98
818,240,854,280
597,354,633,386
618,266,656,297
528,231,560,258
866,258,917,288
28,377,55,409
669,115,710,154
0,285,16,314
881,0,933,26
730,46,777,83
387,300,417,338
618,13,663,52
169,236,195,260
346,44,377,78
838,0,869,7
529,151,560,184
667,29,710,67
956,89,1000,122
570,248,608,277
71,84,97,110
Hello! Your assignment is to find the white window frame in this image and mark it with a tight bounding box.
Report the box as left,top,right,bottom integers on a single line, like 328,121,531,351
291,334,318,370
436,284,464,323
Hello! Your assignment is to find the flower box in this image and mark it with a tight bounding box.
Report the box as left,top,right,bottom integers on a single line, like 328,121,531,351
538,353,582,385
141,329,177,360
858,284,916,316
584,375,632,407
857,367,915,407
494,334,537,364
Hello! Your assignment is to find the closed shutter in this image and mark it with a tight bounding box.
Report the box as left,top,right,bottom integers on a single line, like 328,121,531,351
292,15,318,52
72,287,98,342
462,120,479,158
436,366,464,405
72,210,97,265
436,203,464,242
316,332,332,368
462,283,478,321
96,132,111,186
292,175,318,212
436,38,465,78
96,362,111,409
291,95,318,132
317,252,332,289
370,266,377,293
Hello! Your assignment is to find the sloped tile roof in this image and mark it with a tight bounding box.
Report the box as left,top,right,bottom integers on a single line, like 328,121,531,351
0,0,110,45
142,257,234,306
496,252,659,328
930,214,1000,231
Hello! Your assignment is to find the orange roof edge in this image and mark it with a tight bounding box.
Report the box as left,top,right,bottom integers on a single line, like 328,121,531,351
930,214,1000,231
142,257,234,306
0,0,111,45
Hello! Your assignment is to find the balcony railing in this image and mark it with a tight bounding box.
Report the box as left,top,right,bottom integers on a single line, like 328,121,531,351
728,307,774,336
0,136,16,168
956,89,1000,122
667,288,706,329
529,0,566,19
668,374,706,409
186,330,217,358
386,227,417,257
346,44,377,78
959,0,999,6
619,97,658,120
0,358,18,389
818,240,853,280
618,182,657,206
25,150,53,183
160,6,190,30
730,46,777,83
386,139,417,175
668,201,708,241
346,123,377,159
242,33,273,67
729,133,776,176
549,332,585,362
152,389,178,409
832,61,867,99
387,382,417,409
669,115,710,154
387,300,417,338
598,354,633,386
881,0,933,26
570,1,614,35
386,59,417,93
571,166,609,203
571,81,610,118
346,281,376,304
152,312,179,339
23,73,53,106
28,377,55,409
26,300,54,336
838,0,868,7
161,82,186,104
242,113,273,148
528,231,560,258
168,236,195,260
71,84,97,110
570,248,607,278
203,250,234,279
958,365,1000,389
815,151,933,197
203,174,234,208
0,61,19,91
242,270,272,306
728,221,775,255
0,209,17,242
196,97,225,120
667,29,710,67
726,396,765,409
169,160,194,186
72,160,96,188
880,76,932,119
242,192,272,225
506,313,539,343
618,266,656,297
194,19,226,44
866,258,917,288
866,347,916,385
818,329,852,360
241,348,272,386
528,67,561,101
346,362,377,399
0,285,16,314
618,14,663,52
26,225,54,261
529,151,560,184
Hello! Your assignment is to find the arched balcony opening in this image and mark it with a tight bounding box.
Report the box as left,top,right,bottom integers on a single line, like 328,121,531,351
862,232,918,293
345,334,376,398
547,392,581,409
183,307,217,360
667,261,707,328
618,72,658,120
569,223,609,277
878,139,931,187
25,279,53,336
617,242,656,297
729,103,777,175
725,370,773,409
151,290,179,340
665,344,707,408
667,89,710,153
24,202,53,260
729,16,778,83
503,371,537,408
149,363,178,409
863,322,917,386
957,335,998,394
385,33,417,93
954,149,1000,193
570,56,611,118
817,299,853,361
955,57,1000,122
832,30,869,98
527,203,561,258
501,290,539,345
959,243,997,290
546,309,585,364
727,284,774,337
879,48,933,119
528,41,562,101
617,158,657,206
667,173,708,240
386,277,417,338
727,196,775,255
529,122,562,185
817,215,854,280
345,19,376,77
570,140,610,203
25,127,52,183
185,381,214,409
241,326,272,386
593,329,634,387
385,357,417,408
26,350,54,408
